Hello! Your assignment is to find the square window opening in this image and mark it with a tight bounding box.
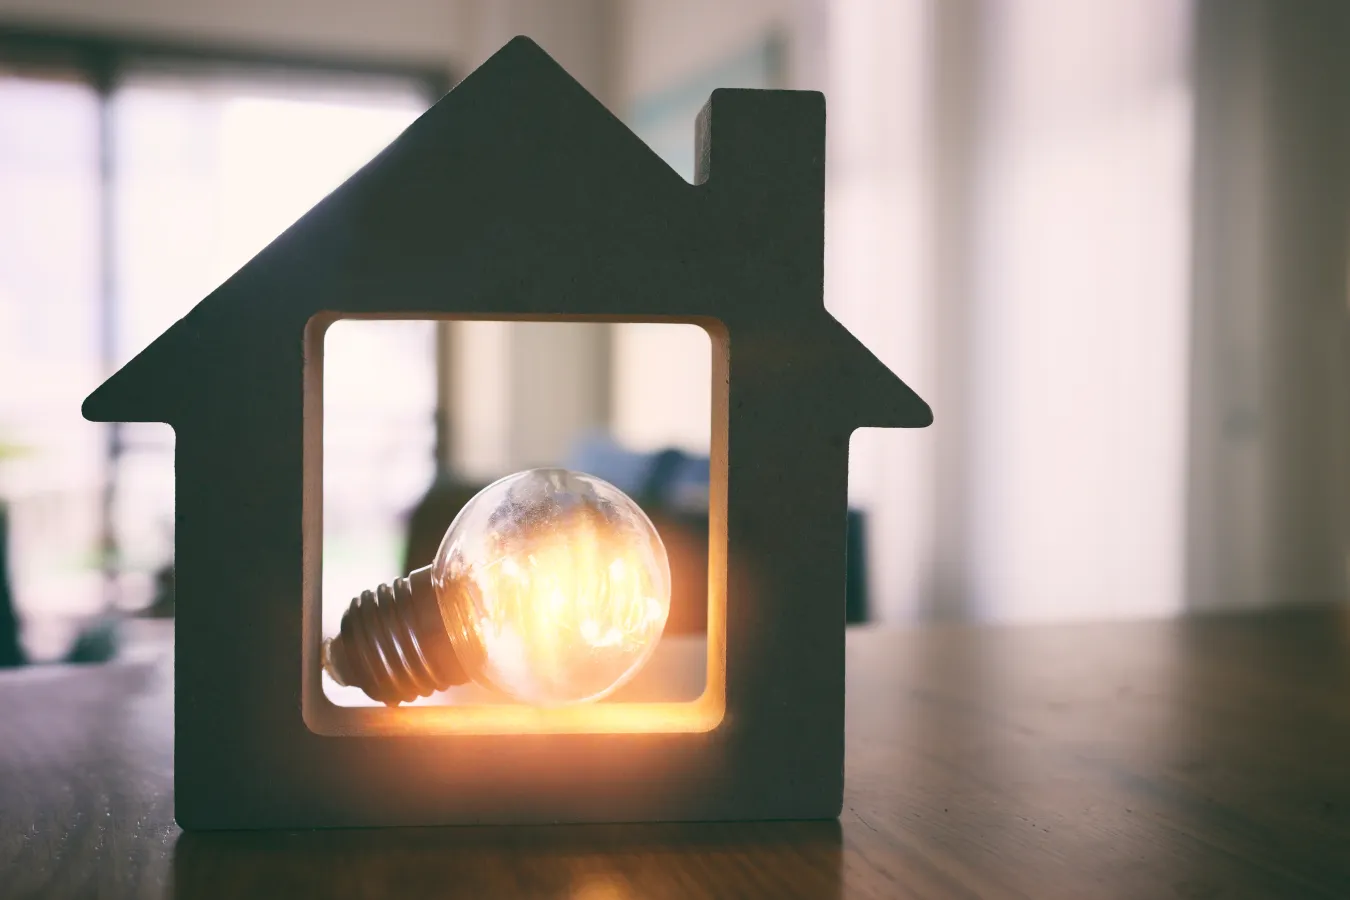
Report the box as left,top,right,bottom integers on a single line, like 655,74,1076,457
303,316,726,736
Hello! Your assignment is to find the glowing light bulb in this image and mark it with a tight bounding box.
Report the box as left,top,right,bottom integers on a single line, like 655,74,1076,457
323,468,671,706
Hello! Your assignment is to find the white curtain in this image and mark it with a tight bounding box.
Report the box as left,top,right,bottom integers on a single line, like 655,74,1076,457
824,0,1193,621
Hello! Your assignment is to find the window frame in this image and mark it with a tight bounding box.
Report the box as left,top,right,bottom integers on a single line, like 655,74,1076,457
0,24,451,606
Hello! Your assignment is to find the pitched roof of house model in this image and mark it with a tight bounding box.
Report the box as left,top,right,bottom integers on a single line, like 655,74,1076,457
83,36,929,429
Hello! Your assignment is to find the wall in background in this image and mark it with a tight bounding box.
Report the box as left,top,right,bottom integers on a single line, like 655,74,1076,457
962,0,1193,621
1187,0,1350,612
619,0,794,103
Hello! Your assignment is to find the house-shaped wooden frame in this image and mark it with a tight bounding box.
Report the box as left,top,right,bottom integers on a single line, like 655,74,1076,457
83,37,931,829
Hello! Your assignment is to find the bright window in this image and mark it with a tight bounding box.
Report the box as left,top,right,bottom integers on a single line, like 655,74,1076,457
0,48,435,660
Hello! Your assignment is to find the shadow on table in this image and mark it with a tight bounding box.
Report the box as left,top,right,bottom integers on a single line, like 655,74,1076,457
171,819,843,899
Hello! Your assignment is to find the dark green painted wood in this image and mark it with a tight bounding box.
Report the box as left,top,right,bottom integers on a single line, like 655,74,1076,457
82,37,930,829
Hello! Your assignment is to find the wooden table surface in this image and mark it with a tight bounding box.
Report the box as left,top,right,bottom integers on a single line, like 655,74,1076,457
1,610,1348,899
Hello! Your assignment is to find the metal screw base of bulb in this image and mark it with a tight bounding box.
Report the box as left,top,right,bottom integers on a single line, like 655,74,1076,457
323,565,467,705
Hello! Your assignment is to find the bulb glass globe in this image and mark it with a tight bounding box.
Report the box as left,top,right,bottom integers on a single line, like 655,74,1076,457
430,468,671,705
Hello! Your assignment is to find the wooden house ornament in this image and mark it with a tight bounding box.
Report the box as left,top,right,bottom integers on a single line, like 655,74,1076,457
82,37,931,829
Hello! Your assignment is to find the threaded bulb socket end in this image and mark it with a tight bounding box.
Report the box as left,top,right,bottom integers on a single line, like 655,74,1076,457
323,565,467,705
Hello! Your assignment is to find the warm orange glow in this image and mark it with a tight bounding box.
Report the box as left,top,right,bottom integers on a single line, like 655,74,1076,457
443,506,671,705
325,693,724,736
305,561,726,736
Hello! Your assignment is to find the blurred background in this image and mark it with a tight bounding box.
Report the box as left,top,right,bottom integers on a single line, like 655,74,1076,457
0,0,1346,667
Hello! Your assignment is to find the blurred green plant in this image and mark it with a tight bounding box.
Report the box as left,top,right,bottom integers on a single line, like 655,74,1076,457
0,437,31,463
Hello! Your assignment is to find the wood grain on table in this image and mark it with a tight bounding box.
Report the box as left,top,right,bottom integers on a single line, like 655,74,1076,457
1,611,1348,899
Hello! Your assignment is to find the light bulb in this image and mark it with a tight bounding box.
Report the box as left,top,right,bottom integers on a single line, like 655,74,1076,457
323,468,671,706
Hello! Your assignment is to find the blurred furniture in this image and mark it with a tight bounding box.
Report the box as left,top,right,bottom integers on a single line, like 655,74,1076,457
404,437,872,632
401,472,486,576
2,609,1348,898
0,501,121,666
